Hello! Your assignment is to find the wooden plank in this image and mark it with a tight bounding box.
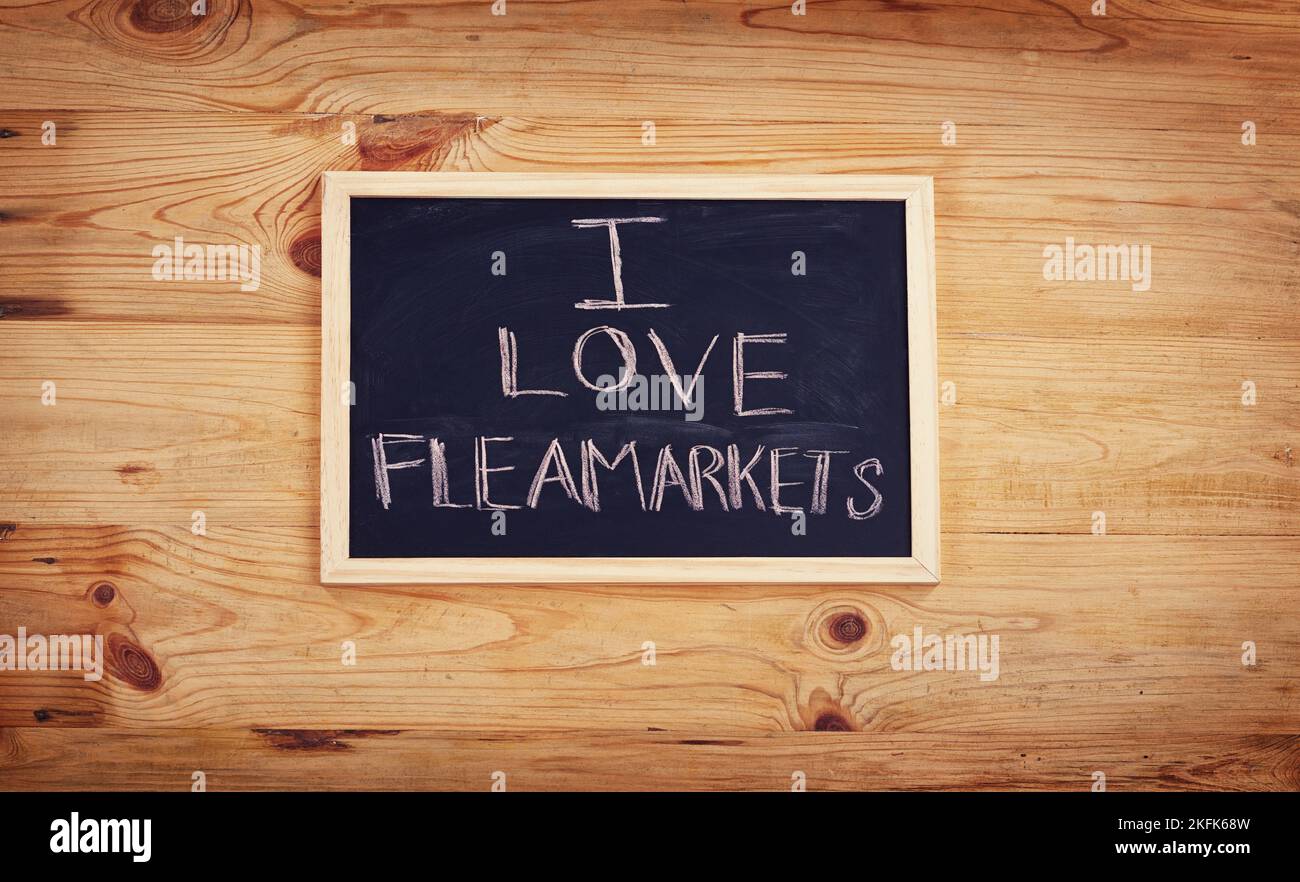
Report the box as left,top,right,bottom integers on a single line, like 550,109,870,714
0,529,1295,734
0,322,317,524
1,322,1295,533
943,333,1300,535
1,112,1297,335
2,727,1295,791
0,1,1296,127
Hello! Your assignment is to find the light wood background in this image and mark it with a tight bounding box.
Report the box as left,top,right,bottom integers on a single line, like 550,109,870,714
1,0,1297,791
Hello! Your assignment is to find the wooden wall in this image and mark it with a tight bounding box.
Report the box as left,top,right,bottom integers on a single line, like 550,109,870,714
1,0,1297,790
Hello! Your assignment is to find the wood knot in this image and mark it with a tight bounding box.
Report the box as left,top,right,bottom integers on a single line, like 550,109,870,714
254,729,402,752
105,634,162,691
358,112,485,170
289,228,321,277
828,612,867,645
813,712,852,732
116,461,160,488
129,0,201,35
805,600,882,661
32,707,95,725
802,688,859,732
91,582,117,607
75,0,246,64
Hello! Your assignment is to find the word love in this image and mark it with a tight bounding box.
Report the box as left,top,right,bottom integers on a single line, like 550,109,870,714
499,216,790,418
502,325,788,418
372,434,885,520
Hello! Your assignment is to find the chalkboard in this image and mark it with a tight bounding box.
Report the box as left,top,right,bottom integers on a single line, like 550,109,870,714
321,174,938,584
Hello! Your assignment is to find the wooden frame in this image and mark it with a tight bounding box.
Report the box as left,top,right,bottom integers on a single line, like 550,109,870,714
321,173,938,584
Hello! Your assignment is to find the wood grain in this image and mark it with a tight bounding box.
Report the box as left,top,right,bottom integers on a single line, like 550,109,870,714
1,0,1297,790
2,112,1297,333
3,728,1296,791
0,528,1295,735
1,1,1297,127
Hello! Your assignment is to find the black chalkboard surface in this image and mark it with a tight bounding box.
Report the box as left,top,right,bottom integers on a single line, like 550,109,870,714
321,174,938,584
